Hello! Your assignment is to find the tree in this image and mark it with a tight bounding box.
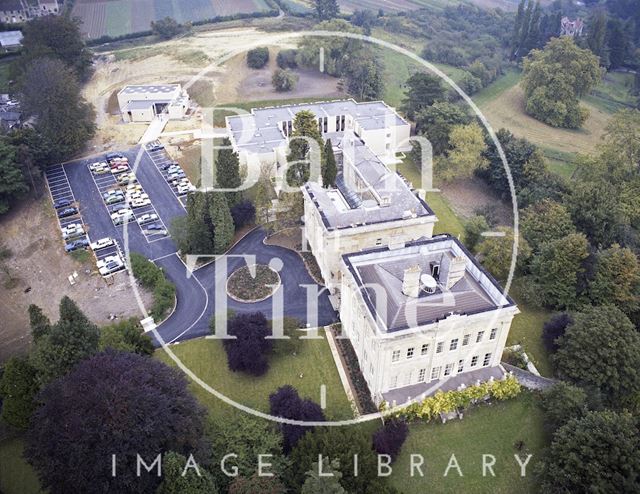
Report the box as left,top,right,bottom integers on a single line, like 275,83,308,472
322,139,337,188
99,318,154,356
522,37,601,128
301,459,347,494
27,303,50,343
540,382,587,432
590,244,640,314
18,15,92,81
30,296,100,386
25,351,206,494
21,58,95,164
209,413,284,489
287,110,324,186
223,312,272,376
372,419,409,462
542,312,572,353
183,192,214,254
277,49,298,69
269,385,325,453
157,452,219,494
316,0,339,21
345,52,384,101
553,305,640,406
587,9,609,65
458,71,483,95
521,199,576,252
247,47,270,69
0,140,28,215
229,474,286,494
351,9,377,35
210,192,234,254
402,72,444,120
602,108,640,169
463,215,489,253
231,200,256,229
476,226,531,281
0,357,38,429
151,17,188,40
541,411,640,493
272,68,299,92
607,17,631,69
215,138,242,207
414,102,468,154
530,233,590,309
439,122,487,181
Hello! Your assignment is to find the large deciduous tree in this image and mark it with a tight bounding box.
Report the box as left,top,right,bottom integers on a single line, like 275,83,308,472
99,318,154,356
0,356,38,429
25,350,206,494
301,459,347,494
521,199,576,253
402,73,445,120
315,0,339,21
541,411,640,493
522,37,601,128
223,312,272,376
476,226,531,281
0,140,28,215
157,452,219,494
372,419,409,462
440,122,487,181
414,101,469,155
553,304,640,407
589,244,640,314
540,382,587,432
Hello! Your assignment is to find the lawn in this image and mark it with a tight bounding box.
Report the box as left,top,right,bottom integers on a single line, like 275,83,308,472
584,71,637,114
472,69,521,107
155,334,354,421
389,392,548,494
0,60,13,93
0,438,42,494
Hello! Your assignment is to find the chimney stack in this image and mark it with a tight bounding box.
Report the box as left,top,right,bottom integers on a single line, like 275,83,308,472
445,256,466,290
402,265,421,298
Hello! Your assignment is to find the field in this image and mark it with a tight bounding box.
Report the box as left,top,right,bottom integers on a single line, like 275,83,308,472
290,0,525,14
72,0,273,39
155,335,354,421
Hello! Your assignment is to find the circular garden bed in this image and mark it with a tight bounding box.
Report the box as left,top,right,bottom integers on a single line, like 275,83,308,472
226,264,281,303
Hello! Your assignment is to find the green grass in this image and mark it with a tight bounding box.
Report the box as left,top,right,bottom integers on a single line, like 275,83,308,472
0,438,42,494
389,392,547,494
0,60,12,92
541,147,578,180
584,71,636,114
474,69,521,108
155,334,353,421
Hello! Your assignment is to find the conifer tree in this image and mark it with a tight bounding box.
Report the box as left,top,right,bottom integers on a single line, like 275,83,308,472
210,193,234,254
215,138,242,207
322,139,337,188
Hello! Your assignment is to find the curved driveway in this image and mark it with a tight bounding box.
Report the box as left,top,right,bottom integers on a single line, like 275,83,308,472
153,228,337,345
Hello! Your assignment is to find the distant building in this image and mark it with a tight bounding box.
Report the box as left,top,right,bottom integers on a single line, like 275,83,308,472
560,17,584,37
117,84,190,123
0,0,59,24
0,30,22,50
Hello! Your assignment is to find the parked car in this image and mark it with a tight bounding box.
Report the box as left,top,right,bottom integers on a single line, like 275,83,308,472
90,237,114,251
57,207,78,218
137,213,158,225
97,255,124,276
110,164,129,174
130,198,151,208
160,162,179,170
108,204,127,213
145,223,164,231
117,173,137,186
106,152,124,160
105,194,125,205
53,198,72,209
168,171,186,180
90,161,109,172
167,165,182,173
177,183,195,195
61,224,84,239
147,143,164,151
125,184,143,193
64,238,90,252
111,209,133,225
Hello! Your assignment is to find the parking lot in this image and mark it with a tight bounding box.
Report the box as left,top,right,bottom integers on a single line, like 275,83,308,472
145,141,195,208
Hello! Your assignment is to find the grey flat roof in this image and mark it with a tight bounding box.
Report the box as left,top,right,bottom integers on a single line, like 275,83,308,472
0,30,22,47
343,235,516,333
120,85,180,96
124,99,173,111
305,135,433,230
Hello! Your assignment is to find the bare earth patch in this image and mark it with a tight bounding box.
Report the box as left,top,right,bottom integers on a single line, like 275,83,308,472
439,177,514,226
0,198,152,363
226,264,280,302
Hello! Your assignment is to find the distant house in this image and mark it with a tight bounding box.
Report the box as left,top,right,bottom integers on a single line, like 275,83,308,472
560,17,584,37
0,30,22,51
117,84,190,123
0,0,59,24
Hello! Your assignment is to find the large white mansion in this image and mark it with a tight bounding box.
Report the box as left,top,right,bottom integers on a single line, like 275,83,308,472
226,100,518,406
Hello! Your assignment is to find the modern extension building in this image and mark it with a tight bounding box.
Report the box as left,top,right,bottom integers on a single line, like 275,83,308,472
225,99,518,406
117,85,190,123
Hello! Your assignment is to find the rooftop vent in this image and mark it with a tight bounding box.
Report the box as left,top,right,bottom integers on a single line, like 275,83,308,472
445,256,466,290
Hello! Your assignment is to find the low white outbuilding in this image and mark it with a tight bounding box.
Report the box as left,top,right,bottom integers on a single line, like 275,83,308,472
117,84,190,123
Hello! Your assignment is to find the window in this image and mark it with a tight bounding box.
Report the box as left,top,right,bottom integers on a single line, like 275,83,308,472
389,375,398,388
458,359,464,373
436,341,444,353
483,353,492,366
444,363,454,376
418,368,426,382
476,331,485,343
375,238,383,246
341,115,346,131
462,334,470,346
421,343,429,355
471,355,479,367
431,366,441,380
391,350,400,362
449,339,458,351
407,347,414,359
490,328,498,340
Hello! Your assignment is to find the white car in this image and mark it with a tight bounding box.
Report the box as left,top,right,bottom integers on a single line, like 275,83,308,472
130,197,151,208
90,162,110,174
90,237,114,251
137,213,158,225
61,223,84,239
126,192,149,201
125,184,143,193
97,255,124,276
117,173,137,186
111,164,129,174
177,183,196,194
111,209,133,225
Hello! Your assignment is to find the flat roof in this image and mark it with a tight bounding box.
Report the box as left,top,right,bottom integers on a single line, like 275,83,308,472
0,30,22,47
119,85,181,96
343,235,516,333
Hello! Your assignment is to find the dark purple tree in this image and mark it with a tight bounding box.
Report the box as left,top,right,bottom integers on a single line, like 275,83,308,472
543,312,573,353
230,200,256,230
224,312,272,376
25,350,206,494
269,385,325,453
372,419,409,461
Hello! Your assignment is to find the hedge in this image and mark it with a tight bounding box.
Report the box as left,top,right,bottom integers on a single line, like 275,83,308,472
130,252,176,320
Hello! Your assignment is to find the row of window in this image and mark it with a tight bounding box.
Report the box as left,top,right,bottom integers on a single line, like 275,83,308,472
388,353,492,389
391,328,498,363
